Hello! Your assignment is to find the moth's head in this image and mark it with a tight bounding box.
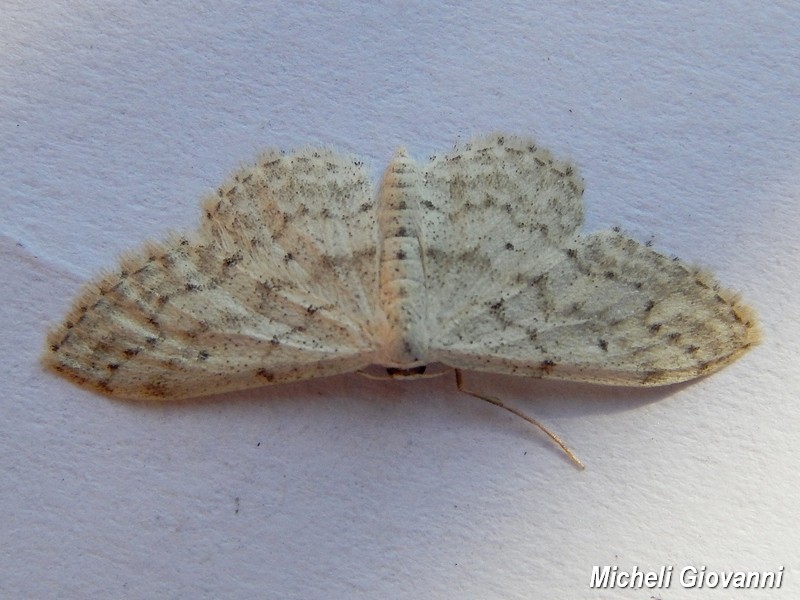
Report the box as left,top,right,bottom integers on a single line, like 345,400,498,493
385,366,427,379
358,364,449,381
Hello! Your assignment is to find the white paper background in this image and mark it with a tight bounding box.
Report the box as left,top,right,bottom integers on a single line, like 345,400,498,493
2,2,798,598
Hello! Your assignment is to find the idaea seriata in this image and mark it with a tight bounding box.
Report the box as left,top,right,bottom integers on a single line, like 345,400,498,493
44,133,760,401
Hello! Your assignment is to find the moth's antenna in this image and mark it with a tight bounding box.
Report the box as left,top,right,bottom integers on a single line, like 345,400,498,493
455,370,585,470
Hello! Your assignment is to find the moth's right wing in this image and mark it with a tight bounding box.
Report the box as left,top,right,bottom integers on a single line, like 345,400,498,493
420,134,759,385
44,148,382,400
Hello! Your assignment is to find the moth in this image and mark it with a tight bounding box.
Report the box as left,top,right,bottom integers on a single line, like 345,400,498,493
43,134,760,464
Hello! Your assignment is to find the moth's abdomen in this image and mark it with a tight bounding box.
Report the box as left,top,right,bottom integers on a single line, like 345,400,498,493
376,149,428,367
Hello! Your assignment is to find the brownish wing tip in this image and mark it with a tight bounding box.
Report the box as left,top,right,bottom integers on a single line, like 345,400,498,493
731,295,762,348
640,295,760,387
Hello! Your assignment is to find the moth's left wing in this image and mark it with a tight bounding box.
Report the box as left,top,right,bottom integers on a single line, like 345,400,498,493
43,148,382,400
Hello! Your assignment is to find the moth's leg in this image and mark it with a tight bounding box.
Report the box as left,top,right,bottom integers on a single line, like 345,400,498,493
454,370,584,470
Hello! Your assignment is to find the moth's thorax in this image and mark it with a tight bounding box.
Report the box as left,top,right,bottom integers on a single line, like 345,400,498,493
375,149,429,367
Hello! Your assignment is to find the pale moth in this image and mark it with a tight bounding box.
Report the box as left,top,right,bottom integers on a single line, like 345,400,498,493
44,134,760,466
